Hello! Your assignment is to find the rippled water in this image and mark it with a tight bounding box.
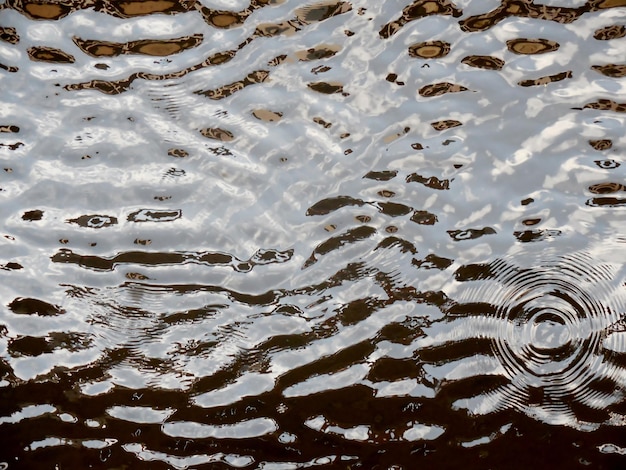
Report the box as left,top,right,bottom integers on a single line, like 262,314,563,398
1,0,626,468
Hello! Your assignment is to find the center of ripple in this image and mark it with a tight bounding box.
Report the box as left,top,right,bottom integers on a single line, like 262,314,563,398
530,312,570,352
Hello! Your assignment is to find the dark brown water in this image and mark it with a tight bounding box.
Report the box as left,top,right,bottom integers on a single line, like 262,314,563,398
1,0,626,468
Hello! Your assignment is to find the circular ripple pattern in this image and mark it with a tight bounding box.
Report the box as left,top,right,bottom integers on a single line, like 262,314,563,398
455,251,626,427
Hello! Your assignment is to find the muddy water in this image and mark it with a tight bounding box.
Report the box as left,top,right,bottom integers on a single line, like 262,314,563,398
1,0,626,468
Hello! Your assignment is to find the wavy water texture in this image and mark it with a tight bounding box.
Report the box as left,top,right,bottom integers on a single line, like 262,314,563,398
1,0,626,468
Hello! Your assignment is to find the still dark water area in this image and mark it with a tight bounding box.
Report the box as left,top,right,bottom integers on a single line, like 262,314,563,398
1,0,626,468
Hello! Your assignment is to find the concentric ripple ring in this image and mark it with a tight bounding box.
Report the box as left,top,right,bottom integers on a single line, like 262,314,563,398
451,250,626,426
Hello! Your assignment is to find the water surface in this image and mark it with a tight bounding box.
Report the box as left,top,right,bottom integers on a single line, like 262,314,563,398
1,0,626,468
